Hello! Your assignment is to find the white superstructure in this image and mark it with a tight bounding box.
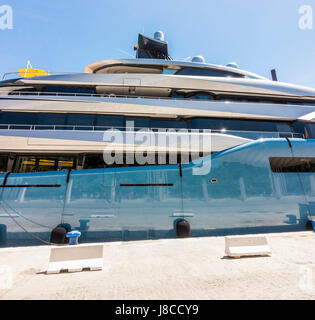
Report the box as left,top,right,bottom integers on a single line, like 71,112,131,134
0,31,314,172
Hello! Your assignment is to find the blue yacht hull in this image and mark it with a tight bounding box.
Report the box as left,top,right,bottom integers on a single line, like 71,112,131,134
0,138,314,247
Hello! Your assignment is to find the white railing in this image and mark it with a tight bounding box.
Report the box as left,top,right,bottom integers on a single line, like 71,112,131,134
2,72,79,81
6,90,189,102
4,91,315,108
0,124,303,138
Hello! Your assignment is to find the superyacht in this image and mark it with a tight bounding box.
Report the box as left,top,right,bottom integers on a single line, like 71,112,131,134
0,31,314,246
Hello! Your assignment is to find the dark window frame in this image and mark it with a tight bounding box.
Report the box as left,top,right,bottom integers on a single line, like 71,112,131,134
269,157,315,173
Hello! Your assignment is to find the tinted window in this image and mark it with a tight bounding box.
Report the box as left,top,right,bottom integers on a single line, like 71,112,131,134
95,115,124,129
276,122,292,133
0,112,294,134
125,117,150,130
305,123,315,138
176,67,244,78
269,157,315,172
44,86,95,94
293,122,315,138
162,69,177,75
84,153,196,168
188,118,289,132
0,112,37,125
37,113,66,129
150,119,187,129
188,93,213,100
67,114,95,130
0,155,8,173
84,154,108,169
14,156,76,173
293,121,307,136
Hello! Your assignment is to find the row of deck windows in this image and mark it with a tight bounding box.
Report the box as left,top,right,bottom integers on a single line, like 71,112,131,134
0,153,203,173
1,154,315,174
0,111,299,133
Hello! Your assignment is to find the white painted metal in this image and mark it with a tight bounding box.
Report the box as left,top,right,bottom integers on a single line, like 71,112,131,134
0,131,250,153
1,56,315,157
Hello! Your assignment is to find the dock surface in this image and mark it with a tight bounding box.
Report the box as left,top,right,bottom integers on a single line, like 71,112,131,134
1,231,315,300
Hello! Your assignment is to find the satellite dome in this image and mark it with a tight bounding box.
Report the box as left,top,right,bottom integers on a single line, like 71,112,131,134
192,56,205,63
226,62,238,68
154,31,164,41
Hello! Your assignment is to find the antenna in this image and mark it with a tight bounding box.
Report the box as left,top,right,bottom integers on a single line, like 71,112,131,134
24,60,32,77
271,69,278,81
116,49,134,58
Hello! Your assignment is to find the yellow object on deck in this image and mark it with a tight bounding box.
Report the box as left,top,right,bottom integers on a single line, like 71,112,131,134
18,68,50,78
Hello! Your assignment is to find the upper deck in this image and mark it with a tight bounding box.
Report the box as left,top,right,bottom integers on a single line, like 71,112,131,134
84,58,267,80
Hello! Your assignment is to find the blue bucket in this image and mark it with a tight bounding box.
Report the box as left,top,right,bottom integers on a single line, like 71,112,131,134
312,220,315,232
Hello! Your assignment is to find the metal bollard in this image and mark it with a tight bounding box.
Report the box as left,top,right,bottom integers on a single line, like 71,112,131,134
66,230,81,245
0,224,7,246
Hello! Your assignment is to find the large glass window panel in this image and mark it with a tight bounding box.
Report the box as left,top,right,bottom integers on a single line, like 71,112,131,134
276,122,292,133
125,117,150,130
37,113,66,125
0,156,8,173
66,114,95,130
188,118,220,130
94,115,124,130
189,118,280,132
175,67,244,78
187,93,213,100
0,112,37,129
83,154,108,169
150,119,187,129
306,123,315,138
269,157,315,173
292,121,307,137
14,156,76,173
37,113,66,130
44,86,95,94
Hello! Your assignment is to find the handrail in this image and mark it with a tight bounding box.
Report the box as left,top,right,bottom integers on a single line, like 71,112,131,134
0,123,303,138
2,72,80,81
4,90,315,107
6,90,188,102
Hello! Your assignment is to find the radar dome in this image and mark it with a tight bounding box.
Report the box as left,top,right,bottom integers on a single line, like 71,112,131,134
226,62,238,68
192,56,205,63
154,31,164,41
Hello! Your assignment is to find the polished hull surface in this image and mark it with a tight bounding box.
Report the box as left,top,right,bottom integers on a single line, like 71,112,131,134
0,138,313,246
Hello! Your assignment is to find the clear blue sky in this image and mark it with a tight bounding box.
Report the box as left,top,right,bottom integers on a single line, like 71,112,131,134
1,0,315,87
